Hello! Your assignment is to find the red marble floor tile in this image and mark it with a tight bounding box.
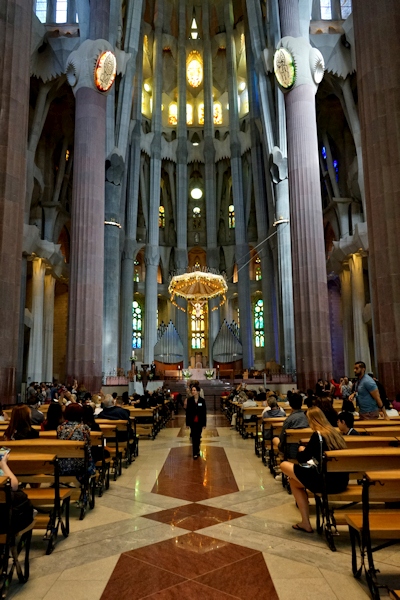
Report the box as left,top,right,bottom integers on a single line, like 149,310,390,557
152,447,238,502
144,580,238,599
143,503,244,531
100,554,186,600
194,553,279,600
126,532,258,580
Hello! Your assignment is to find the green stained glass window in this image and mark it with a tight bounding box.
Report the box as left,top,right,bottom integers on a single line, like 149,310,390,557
254,299,264,347
132,301,142,348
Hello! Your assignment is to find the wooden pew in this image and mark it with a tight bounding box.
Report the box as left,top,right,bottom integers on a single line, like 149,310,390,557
4,440,94,520
0,477,35,595
7,453,70,554
260,417,286,472
345,471,400,599
128,407,157,439
317,448,400,551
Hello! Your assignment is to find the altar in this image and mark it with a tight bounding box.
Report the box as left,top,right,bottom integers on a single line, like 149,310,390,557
186,368,215,381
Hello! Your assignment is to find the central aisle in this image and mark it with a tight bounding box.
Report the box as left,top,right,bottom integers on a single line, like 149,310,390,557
10,412,375,599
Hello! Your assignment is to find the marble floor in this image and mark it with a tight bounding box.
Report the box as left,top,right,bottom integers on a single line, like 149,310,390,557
8,412,400,599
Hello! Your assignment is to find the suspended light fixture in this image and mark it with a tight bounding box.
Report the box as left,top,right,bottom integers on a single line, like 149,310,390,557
169,268,228,313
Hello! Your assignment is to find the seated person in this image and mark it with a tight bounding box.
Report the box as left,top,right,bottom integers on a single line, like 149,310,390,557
3,405,39,440
337,411,361,435
262,396,286,419
27,395,45,425
383,397,399,417
135,395,150,409
97,395,129,420
280,407,348,533
242,391,258,420
273,393,308,458
121,391,130,405
57,404,93,479
0,404,9,422
262,396,286,440
42,402,64,431
314,397,338,428
392,393,400,413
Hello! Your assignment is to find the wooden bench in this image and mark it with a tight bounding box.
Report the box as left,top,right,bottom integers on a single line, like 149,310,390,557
7,453,70,555
0,476,35,596
260,418,286,472
128,408,157,439
4,440,94,521
345,471,400,599
317,448,400,551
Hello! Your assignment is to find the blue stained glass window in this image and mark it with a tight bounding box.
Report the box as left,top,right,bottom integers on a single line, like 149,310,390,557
333,159,339,182
322,146,327,160
132,301,142,348
254,299,264,347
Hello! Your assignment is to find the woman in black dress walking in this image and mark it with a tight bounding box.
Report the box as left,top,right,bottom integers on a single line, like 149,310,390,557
186,384,207,459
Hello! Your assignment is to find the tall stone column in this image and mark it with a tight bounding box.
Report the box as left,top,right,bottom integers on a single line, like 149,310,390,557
143,0,164,364
174,0,189,367
27,259,46,383
340,266,355,375
0,0,32,403
120,40,143,374
349,253,371,371
65,37,116,392
103,152,124,376
352,0,400,397
43,274,55,382
277,0,332,389
203,0,220,366
225,0,254,368
327,276,345,379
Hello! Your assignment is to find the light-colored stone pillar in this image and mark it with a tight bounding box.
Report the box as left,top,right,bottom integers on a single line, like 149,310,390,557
0,0,32,403
143,0,164,365
203,0,220,366
225,0,254,368
340,266,355,375
174,0,189,366
43,274,55,382
353,0,400,397
27,259,46,383
349,253,371,371
277,0,332,389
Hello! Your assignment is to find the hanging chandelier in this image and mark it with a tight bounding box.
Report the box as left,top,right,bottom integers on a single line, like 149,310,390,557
168,267,228,313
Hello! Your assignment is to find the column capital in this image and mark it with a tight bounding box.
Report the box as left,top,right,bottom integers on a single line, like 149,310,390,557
65,39,118,96
273,36,325,94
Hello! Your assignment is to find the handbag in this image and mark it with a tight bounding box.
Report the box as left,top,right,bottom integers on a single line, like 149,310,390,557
299,432,323,475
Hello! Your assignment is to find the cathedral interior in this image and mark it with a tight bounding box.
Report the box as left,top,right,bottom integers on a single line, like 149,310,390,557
1,0,398,401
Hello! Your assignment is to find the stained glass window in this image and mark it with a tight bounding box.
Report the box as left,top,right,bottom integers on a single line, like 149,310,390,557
132,301,142,349
56,0,67,22
186,104,193,125
191,305,205,349
159,206,165,228
320,0,331,19
254,299,264,347
255,256,262,280
187,51,203,88
168,103,178,126
198,103,205,126
35,0,47,22
340,0,352,18
228,205,235,229
213,103,222,125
